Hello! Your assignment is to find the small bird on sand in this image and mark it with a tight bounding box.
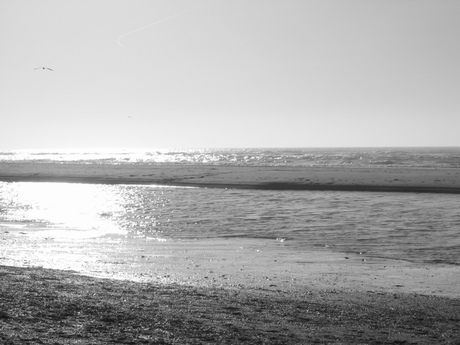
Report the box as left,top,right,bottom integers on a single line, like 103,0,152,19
34,67,53,71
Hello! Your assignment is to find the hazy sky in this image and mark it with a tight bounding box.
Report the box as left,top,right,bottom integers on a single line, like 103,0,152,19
1,0,459,150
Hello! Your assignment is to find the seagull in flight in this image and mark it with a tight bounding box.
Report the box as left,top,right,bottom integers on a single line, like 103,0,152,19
34,67,53,71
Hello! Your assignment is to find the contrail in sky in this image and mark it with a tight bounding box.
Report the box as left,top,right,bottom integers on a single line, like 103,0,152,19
117,6,202,47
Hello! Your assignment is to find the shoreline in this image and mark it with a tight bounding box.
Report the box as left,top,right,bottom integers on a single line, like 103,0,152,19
2,231,460,299
1,162,460,193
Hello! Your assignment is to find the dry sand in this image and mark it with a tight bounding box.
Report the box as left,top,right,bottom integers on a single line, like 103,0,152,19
2,264,459,345
1,229,460,343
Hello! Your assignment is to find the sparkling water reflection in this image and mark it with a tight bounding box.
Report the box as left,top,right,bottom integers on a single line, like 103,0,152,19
1,182,459,264
0,182,126,238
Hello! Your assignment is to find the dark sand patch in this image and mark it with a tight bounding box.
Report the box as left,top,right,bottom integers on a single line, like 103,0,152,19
1,265,459,344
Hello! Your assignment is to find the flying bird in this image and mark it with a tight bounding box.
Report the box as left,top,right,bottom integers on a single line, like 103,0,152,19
34,67,53,71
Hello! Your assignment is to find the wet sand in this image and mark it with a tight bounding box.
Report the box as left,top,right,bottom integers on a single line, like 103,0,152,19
1,161,460,193
2,229,459,298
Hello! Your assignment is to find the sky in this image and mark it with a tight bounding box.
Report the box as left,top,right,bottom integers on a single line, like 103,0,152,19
1,0,460,150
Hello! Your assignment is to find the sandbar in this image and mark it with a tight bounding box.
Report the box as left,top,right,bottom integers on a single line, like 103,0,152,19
1,162,460,193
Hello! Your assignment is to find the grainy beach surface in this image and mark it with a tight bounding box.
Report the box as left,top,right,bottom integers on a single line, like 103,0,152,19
1,265,460,345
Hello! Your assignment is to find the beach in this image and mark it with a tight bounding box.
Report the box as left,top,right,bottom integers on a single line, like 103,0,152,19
1,161,460,343
2,0,460,336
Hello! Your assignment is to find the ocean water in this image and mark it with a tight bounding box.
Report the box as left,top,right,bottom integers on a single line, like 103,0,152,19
1,147,459,266
2,147,460,168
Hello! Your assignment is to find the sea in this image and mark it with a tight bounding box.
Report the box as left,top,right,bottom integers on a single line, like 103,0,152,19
1,147,459,266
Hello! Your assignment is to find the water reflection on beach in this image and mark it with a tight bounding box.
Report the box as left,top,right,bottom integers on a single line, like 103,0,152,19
1,181,459,265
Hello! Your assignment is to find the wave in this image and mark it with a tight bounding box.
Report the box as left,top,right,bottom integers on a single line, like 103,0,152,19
1,147,459,168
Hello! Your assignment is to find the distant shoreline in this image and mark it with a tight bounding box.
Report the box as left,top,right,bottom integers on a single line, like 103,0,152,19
1,162,460,194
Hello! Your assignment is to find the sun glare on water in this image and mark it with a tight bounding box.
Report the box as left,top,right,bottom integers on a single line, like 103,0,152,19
3,182,126,239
